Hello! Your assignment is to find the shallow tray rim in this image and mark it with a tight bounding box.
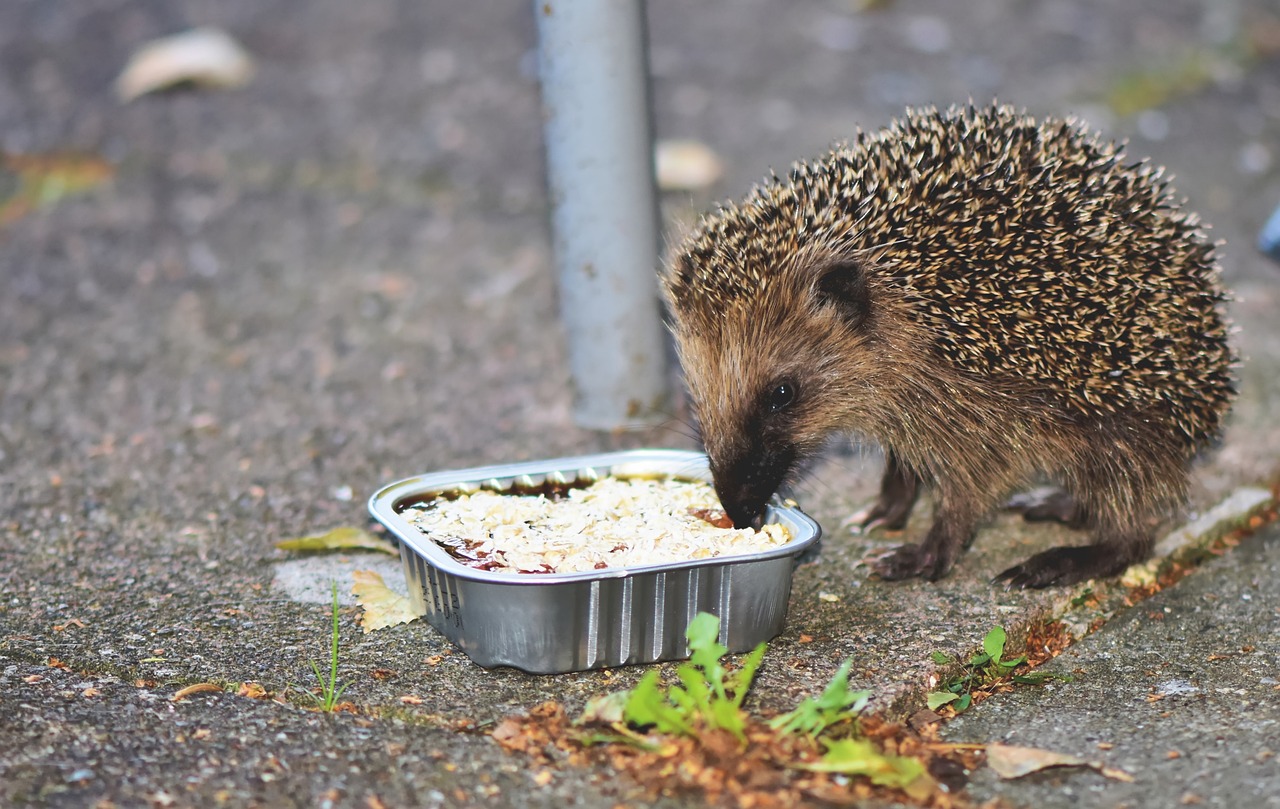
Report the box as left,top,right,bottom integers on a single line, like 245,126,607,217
367,448,821,586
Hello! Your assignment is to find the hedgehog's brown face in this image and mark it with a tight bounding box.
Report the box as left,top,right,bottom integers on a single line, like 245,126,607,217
667,257,877,528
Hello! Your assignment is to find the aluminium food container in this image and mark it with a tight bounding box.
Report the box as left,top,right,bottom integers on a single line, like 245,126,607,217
367,449,821,674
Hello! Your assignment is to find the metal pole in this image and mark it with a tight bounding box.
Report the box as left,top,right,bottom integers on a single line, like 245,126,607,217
534,0,669,429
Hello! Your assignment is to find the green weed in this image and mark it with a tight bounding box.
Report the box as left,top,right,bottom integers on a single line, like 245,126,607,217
927,625,1069,713
578,613,929,796
292,582,351,712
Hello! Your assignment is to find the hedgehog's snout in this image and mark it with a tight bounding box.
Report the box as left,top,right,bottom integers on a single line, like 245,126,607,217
710,443,796,531
718,489,766,531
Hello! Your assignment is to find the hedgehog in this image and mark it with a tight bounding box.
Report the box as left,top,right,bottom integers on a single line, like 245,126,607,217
661,103,1236,588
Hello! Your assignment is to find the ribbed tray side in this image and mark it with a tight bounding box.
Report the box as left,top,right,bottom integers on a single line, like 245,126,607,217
401,548,799,673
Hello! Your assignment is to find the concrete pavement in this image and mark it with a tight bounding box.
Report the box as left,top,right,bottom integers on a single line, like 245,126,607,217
2,1,1279,806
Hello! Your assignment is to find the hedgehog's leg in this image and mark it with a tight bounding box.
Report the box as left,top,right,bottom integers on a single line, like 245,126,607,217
851,450,921,532
871,492,979,581
994,436,1182,588
1004,487,1088,529
991,529,1154,589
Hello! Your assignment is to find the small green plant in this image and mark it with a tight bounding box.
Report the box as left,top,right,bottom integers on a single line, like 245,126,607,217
576,613,932,798
293,582,351,712
622,612,765,741
1070,586,1096,608
927,625,1068,713
603,614,874,743
797,737,933,800
769,658,870,737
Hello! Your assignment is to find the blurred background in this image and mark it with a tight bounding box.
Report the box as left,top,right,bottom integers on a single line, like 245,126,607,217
2,0,1279,530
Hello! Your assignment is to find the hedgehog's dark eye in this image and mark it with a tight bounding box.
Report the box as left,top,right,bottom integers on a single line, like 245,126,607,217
767,382,798,413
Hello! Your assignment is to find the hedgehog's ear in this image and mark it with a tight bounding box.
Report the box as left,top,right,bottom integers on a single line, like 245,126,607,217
814,259,871,329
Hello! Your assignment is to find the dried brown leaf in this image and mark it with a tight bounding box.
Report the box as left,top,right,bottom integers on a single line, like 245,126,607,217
352,569,419,632
172,683,225,701
986,743,1134,782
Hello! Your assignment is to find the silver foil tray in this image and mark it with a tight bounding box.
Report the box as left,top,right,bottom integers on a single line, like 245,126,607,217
367,449,821,674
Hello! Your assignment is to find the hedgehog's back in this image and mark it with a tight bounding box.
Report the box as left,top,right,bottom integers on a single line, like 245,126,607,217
852,106,1234,449
666,104,1235,450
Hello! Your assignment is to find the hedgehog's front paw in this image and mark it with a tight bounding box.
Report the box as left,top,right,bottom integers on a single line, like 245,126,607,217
993,545,1123,589
869,543,951,581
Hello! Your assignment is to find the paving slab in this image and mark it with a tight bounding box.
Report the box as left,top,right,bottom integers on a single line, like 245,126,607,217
945,522,1280,809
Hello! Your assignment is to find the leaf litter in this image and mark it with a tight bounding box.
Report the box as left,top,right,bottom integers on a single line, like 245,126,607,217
492,614,974,807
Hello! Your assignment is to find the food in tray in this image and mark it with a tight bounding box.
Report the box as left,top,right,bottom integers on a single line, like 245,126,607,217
400,476,791,575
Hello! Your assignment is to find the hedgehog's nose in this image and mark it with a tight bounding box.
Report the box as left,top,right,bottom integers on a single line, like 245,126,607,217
711,446,793,530
721,499,764,531
715,484,767,530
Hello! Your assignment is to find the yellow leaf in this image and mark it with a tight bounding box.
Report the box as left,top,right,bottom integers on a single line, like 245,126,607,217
352,570,419,632
0,151,113,225
275,526,397,555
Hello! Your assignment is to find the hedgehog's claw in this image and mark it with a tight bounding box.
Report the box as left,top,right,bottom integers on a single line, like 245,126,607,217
869,542,955,581
869,543,934,580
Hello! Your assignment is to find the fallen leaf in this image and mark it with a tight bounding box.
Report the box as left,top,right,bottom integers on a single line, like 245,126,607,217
907,708,942,731
275,526,397,555
0,152,113,225
575,691,629,725
985,743,1134,782
238,682,269,699
491,718,524,749
352,569,419,632
172,683,225,701
655,139,723,191
115,27,254,101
